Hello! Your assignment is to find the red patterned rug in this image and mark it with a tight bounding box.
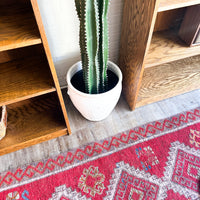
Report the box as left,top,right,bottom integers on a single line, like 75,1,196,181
1,108,200,200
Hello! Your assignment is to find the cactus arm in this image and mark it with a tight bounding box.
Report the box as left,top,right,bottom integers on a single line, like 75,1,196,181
85,0,99,93
79,0,89,92
97,0,103,91
101,0,109,89
94,0,100,93
97,0,109,92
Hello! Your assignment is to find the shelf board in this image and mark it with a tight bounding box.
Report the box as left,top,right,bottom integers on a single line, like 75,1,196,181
0,4,41,52
158,0,200,12
0,93,67,155
144,29,200,68
136,55,200,107
0,56,56,106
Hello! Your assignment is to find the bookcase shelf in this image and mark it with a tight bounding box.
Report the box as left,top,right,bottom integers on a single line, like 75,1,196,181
0,93,66,156
0,0,71,155
119,0,200,110
0,4,41,52
0,55,56,106
137,55,200,107
144,29,200,68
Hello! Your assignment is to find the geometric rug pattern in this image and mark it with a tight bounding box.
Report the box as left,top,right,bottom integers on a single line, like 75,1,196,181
0,108,200,199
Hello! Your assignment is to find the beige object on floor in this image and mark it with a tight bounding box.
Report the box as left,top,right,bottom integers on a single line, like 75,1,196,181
0,106,7,140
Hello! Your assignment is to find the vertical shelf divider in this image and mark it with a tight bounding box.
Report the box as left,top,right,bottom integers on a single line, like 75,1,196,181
119,0,160,110
30,0,71,133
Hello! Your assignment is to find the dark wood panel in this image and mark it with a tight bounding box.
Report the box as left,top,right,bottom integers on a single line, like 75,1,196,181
119,0,160,110
0,0,29,6
154,8,186,32
0,56,55,106
0,93,67,155
0,4,41,52
137,55,200,107
179,5,200,46
0,44,43,64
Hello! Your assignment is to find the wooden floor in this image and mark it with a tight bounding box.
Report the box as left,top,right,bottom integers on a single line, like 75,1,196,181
0,89,200,172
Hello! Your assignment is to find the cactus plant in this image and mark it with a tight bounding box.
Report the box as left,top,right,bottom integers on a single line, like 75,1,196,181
75,0,109,94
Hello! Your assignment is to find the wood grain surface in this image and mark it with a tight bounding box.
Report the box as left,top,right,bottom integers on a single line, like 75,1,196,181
119,0,160,110
158,0,200,12
0,93,67,156
136,55,200,107
0,56,55,106
31,0,71,133
144,29,200,68
0,4,41,52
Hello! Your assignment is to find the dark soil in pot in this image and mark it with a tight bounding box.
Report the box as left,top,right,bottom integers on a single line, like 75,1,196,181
71,70,119,94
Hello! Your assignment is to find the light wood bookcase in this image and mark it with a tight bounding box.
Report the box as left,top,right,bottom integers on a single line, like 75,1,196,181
119,0,200,110
0,0,71,155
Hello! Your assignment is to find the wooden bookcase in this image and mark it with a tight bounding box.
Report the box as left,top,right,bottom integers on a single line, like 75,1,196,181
0,0,71,155
119,0,200,110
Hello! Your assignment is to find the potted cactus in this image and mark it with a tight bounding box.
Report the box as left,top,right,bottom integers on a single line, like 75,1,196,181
66,0,122,121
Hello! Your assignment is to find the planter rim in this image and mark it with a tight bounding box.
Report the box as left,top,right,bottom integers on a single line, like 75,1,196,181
66,61,122,98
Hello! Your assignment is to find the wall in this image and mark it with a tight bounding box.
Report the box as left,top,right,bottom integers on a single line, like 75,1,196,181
37,0,124,86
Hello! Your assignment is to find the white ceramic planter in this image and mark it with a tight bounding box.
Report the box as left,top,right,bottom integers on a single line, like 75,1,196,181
66,61,122,121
